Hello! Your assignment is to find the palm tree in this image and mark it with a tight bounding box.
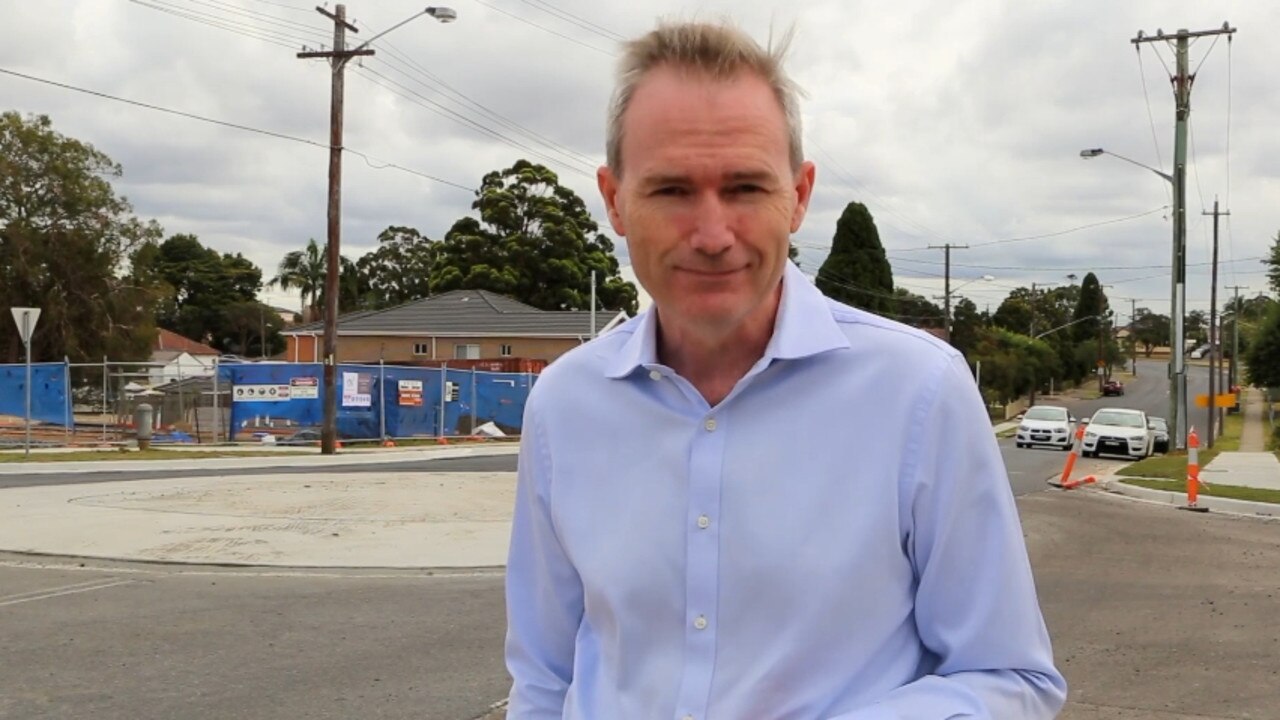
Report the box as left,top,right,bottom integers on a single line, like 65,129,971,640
270,238,326,321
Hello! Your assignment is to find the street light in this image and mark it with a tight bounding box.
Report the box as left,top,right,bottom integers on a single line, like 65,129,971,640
944,274,994,343
1081,145,1186,449
301,4,457,455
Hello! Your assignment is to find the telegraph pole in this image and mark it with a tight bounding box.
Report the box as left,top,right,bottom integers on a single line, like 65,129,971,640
1129,298,1138,375
1132,22,1236,450
299,6,373,455
929,243,968,343
1225,284,1247,392
1203,199,1229,445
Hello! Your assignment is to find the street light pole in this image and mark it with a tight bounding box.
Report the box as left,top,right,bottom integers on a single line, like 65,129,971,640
298,5,455,454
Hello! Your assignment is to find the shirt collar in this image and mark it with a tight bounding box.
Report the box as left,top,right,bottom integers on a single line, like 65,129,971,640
602,262,850,379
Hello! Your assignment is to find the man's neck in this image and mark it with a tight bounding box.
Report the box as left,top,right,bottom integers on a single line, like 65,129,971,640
656,286,782,407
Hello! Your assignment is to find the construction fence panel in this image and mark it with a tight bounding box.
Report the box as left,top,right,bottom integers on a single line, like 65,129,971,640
0,362,71,425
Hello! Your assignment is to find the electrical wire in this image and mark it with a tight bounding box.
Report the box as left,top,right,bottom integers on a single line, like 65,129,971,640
516,0,625,42
882,255,1262,272
1135,46,1169,203
807,138,952,242
353,66,596,178
465,0,616,56
169,0,329,35
247,0,313,13
0,66,476,193
967,206,1169,248
129,0,326,47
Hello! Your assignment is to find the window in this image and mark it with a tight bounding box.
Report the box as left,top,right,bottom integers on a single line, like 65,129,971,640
500,344,513,357
454,344,480,360
413,343,430,356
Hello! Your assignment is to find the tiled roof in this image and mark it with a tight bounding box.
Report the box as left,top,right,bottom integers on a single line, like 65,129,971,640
285,289,627,337
154,328,220,356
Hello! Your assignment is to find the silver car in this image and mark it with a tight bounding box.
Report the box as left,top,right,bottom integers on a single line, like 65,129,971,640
1016,405,1077,451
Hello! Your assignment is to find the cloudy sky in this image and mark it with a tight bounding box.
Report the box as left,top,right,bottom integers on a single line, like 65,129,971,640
4,0,1275,323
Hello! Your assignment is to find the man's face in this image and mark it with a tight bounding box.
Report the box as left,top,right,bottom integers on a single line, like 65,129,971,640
598,66,815,335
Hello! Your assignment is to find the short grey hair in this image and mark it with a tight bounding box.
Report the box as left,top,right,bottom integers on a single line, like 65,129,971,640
606,20,804,175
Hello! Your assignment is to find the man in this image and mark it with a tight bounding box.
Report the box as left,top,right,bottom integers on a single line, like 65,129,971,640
505,20,1067,719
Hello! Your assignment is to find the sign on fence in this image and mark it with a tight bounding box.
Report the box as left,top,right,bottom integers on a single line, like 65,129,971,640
289,376,319,399
233,384,291,402
398,379,423,407
342,372,372,407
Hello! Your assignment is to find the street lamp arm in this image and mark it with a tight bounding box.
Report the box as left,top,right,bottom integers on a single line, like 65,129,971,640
1080,148,1173,184
352,7,456,51
1034,315,1099,340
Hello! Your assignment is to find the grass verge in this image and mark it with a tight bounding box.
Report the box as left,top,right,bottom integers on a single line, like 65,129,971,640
1119,477,1280,505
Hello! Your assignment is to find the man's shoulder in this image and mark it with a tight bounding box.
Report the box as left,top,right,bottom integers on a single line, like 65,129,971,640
531,315,643,392
822,297,960,364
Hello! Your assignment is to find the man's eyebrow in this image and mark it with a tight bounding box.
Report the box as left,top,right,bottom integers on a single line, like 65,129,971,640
724,169,779,184
638,173,691,188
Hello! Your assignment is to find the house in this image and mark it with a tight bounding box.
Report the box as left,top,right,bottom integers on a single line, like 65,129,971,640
149,328,220,385
281,289,629,364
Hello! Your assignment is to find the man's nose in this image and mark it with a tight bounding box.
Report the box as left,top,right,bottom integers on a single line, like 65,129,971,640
688,193,734,255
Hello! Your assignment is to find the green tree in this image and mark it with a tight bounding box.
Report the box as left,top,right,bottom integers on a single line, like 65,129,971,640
1185,310,1208,345
1071,273,1109,344
1244,302,1280,387
949,297,985,354
893,288,944,328
431,160,638,314
1130,308,1170,357
219,301,286,358
271,238,326,320
815,202,894,314
0,111,163,363
356,226,436,309
1263,231,1280,295
968,327,1061,404
142,233,263,349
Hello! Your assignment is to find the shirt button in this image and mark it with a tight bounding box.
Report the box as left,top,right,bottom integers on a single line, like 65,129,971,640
693,615,708,630
697,515,710,529
704,418,717,431
649,370,662,381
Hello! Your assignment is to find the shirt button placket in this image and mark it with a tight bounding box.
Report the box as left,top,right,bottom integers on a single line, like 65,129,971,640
673,412,725,719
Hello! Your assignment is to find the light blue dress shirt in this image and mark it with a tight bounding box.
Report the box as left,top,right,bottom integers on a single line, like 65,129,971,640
505,263,1067,719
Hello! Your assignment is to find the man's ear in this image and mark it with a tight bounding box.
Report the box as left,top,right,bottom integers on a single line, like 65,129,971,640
790,160,817,233
598,166,626,236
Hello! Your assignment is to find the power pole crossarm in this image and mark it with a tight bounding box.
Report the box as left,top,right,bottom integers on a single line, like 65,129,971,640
929,243,968,344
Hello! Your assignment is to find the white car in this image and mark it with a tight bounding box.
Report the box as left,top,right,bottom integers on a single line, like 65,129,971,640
1015,405,1077,451
1081,408,1154,459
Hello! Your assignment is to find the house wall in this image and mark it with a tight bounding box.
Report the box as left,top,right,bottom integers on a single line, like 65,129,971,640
147,353,216,385
283,334,585,363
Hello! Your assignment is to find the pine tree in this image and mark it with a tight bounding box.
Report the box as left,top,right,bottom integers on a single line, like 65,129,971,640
815,202,894,314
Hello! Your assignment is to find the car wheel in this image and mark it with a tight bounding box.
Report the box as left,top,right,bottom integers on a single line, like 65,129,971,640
1016,442,1025,449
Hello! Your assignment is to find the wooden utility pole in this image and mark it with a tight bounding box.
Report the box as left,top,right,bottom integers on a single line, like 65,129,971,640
929,243,968,344
299,5,373,455
1203,199,1229,446
1225,284,1247,392
1129,298,1138,375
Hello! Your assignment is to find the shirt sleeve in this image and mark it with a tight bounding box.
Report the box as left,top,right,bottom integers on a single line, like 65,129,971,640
504,396,585,719
827,354,1068,719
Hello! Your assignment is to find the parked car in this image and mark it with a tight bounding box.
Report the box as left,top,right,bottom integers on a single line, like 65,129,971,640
279,428,322,446
1016,405,1078,451
1101,379,1125,396
1149,416,1170,454
1082,408,1154,459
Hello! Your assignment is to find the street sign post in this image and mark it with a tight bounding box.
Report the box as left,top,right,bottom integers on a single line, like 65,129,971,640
11,307,42,459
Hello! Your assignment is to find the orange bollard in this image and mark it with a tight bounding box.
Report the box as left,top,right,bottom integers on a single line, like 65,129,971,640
381,437,396,448
1049,424,1088,489
1180,427,1209,513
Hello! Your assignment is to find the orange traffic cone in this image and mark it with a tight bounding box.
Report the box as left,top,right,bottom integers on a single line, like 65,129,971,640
1049,424,1089,489
1180,427,1209,513
382,437,396,448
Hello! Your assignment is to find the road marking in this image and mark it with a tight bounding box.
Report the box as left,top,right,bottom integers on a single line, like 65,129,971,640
0,578,135,607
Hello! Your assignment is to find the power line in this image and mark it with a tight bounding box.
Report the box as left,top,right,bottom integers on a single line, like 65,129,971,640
516,0,625,42
884,254,1263,272
465,0,616,56
0,66,476,193
967,206,1169,248
353,66,596,178
247,0,313,13
807,138,952,242
169,0,330,35
129,0,326,47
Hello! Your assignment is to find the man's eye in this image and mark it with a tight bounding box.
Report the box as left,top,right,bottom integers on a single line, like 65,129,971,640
652,186,686,196
730,184,764,194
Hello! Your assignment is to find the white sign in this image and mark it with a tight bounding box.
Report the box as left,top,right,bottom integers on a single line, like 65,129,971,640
10,307,41,344
232,384,291,402
289,377,319,399
342,371,372,407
